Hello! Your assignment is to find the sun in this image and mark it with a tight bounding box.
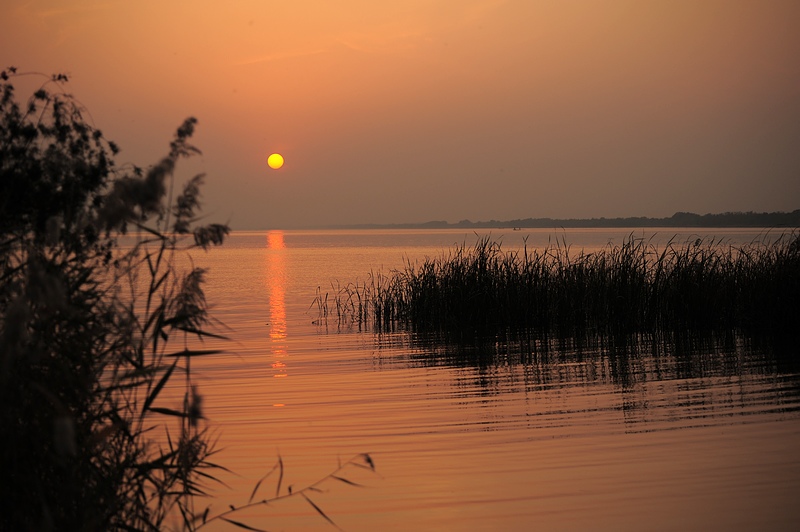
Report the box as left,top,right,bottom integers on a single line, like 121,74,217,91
267,153,284,170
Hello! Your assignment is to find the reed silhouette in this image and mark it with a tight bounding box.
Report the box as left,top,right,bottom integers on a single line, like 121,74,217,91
319,232,800,344
1,68,375,531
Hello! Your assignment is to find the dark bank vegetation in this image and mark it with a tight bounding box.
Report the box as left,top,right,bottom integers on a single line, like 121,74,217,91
1,69,375,531
329,209,800,230
318,232,800,344
0,67,231,530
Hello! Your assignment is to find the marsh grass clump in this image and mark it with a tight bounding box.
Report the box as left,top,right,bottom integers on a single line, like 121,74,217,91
321,233,800,343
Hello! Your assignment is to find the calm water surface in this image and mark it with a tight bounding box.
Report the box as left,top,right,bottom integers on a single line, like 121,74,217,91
163,229,799,531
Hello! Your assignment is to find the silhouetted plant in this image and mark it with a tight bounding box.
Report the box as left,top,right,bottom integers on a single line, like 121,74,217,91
320,233,800,343
0,68,235,530
196,453,377,531
1,67,377,531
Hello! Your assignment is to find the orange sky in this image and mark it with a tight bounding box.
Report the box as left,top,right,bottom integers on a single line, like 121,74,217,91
2,0,799,228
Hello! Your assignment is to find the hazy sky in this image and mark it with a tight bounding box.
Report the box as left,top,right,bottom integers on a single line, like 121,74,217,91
3,0,799,228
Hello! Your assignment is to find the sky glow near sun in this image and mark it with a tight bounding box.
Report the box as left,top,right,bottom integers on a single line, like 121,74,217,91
1,0,798,228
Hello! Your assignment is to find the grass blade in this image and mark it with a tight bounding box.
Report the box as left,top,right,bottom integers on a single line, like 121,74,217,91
172,326,230,340
330,475,363,487
275,455,284,498
142,360,177,414
148,407,188,418
164,348,225,358
302,493,342,530
219,516,269,531
249,460,280,504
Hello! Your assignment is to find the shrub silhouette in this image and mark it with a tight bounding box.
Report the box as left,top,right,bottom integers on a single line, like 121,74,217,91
0,68,230,530
1,68,377,531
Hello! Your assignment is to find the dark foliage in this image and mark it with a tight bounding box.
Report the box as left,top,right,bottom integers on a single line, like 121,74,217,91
1,68,375,531
0,68,229,530
321,233,800,344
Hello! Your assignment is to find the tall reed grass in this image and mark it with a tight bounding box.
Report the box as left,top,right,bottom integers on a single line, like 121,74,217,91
318,232,800,342
1,69,376,531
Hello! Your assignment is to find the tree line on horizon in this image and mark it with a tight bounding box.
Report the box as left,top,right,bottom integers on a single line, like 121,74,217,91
326,209,800,230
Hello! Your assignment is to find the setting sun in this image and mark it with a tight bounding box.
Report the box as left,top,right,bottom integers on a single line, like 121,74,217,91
267,153,284,170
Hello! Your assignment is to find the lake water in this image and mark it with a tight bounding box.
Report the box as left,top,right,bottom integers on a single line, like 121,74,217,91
158,228,799,531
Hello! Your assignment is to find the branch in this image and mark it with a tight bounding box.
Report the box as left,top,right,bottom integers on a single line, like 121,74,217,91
198,453,377,530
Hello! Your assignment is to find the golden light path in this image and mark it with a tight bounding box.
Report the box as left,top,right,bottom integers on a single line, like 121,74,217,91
265,231,288,401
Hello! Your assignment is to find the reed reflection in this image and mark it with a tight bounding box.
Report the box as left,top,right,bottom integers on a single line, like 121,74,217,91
266,231,288,382
369,331,800,430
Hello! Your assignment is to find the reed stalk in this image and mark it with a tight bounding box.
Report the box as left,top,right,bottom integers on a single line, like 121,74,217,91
322,232,800,343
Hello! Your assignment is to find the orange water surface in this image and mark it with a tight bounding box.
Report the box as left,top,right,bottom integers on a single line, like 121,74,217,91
151,229,799,531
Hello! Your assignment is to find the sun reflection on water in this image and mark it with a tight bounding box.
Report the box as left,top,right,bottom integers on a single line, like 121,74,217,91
265,231,288,385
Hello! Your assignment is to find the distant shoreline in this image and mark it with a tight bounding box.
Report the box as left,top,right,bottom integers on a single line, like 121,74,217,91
316,210,800,230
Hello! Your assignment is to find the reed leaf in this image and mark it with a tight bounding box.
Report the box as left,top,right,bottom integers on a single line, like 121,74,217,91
301,493,341,530
318,232,800,344
218,517,269,531
330,475,364,487
148,407,191,418
276,455,284,498
249,460,281,504
142,359,178,415
164,348,225,358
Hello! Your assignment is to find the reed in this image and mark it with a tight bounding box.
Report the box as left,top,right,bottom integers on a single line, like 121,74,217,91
1,70,375,531
322,232,800,342
1,67,232,529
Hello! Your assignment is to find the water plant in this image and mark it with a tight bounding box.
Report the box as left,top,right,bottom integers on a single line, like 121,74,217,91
1,68,376,531
0,67,235,529
319,232,800,343
198,453,377,531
